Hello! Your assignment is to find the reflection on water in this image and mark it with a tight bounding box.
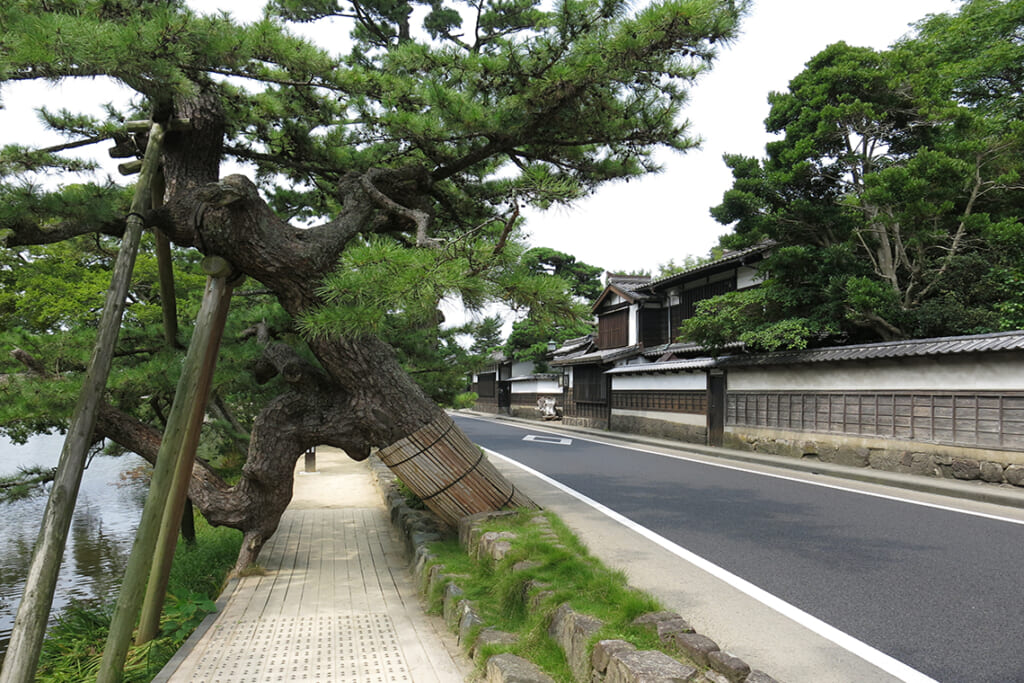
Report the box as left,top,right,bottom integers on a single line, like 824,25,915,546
0,433,147,666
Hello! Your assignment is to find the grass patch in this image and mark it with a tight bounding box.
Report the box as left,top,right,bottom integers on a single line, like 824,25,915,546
34,514,242,682
395,478,428,510
423,510,676,681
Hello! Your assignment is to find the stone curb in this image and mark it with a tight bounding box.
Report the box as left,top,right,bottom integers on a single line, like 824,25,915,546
367,456,782,683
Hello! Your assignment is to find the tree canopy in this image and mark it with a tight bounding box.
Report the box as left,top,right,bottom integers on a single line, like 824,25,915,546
502,246,601,368
0,0,748,568
682,0,1024,352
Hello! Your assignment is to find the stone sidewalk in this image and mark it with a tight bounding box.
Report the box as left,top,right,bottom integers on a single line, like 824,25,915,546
154,448,471,682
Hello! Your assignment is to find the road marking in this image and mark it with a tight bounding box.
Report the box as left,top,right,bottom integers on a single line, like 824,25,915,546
482,445,939,683
523,434,573,445
455,414,1024,527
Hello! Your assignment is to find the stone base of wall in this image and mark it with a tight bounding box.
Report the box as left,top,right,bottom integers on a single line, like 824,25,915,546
474,397,499,413
564,416,609,430
610,413,706,445
724,427,1024,489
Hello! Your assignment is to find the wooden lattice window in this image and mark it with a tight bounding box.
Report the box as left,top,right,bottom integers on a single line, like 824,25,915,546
598,309,629,349
669,278,737,330
477,372,496,398
640,307,668,347
574,365,608,403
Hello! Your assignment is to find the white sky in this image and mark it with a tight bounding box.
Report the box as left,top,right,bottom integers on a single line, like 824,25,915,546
519,0,962,274
1,0,960,277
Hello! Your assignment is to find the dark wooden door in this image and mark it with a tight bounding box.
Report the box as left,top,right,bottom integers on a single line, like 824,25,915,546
707,371,726,447
497,381,511,412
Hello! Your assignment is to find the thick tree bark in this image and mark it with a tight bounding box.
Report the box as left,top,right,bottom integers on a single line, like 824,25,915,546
132,88,536,572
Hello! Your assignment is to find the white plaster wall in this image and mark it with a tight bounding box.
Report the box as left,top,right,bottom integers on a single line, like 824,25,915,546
612,373,706,391
611,409,705,426
727,356,1024,392
510,360,535,377
510,379,560,394
629,304,639,346
736,266,763,290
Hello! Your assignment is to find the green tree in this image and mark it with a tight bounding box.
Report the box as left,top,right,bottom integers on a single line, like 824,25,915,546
686,0,1024,352
466,316,505,363
654,250,719,278
1,0,747,568
503,247,601,368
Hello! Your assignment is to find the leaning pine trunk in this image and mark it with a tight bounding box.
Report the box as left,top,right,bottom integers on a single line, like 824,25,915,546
146,93,539,571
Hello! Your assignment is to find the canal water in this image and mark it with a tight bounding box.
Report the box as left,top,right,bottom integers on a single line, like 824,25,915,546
0,433,147,666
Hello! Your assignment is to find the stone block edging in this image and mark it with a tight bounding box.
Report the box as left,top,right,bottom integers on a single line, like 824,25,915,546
368,456,781,683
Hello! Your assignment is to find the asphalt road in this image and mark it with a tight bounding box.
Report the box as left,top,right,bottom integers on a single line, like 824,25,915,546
453,414,1024,683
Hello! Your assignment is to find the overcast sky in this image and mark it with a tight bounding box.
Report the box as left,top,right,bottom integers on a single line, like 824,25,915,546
518,0,962,274
2,0,960,276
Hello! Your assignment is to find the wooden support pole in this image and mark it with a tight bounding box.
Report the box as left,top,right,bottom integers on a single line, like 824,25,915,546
151,169,180,348
118,159,144,176
0,122,167,683
97,259,238,681
135,259,236,645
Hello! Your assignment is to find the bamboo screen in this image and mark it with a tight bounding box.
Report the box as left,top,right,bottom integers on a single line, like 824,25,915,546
377,413,538,526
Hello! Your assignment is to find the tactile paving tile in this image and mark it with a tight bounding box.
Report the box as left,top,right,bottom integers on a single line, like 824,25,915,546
187,612,412,682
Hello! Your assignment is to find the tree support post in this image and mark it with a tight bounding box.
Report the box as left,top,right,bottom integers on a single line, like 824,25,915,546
98,257,238,680
0,121,167,683
135,257,237,645
152,168,181,349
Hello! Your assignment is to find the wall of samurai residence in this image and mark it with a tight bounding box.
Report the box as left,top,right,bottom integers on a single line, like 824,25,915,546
561,366,611,429
471,371,499,413
508,377,562,419
607,371,709,444
722,353,1024,486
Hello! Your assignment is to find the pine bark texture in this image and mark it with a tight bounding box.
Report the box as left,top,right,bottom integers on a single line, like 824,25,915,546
102,91,538,572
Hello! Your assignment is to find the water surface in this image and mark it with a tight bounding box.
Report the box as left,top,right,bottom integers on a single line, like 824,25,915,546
0,433,146,665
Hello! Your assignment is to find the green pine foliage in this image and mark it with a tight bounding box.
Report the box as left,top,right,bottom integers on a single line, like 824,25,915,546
686,0,1024,352
1,0,751,473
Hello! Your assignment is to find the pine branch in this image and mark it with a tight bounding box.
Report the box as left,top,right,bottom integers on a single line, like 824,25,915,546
359,175,438,247
0,467,57,503
36,135,110,154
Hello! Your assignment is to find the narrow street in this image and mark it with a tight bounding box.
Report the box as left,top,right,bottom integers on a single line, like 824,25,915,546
454,413,1024,683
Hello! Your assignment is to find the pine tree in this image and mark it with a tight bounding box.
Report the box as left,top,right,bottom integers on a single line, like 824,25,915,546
1,0,748,569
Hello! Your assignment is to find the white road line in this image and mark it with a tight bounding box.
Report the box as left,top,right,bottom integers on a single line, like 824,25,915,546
482,445,939,683
523,434,573,445
455,414,1024,527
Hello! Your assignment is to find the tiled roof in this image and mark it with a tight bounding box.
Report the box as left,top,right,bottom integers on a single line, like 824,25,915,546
551,344,642,367
717,330,1024,367
606,273,652,290
552,335,594,356
643,241,774,292
598,331,1024,375
605,357,717,374
639,341,745,359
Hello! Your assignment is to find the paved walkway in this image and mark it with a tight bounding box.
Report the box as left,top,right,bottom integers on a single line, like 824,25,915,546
155,448,470,683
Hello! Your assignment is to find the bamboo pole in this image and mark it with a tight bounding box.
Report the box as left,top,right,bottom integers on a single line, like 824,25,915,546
0,121,166,683
97,258,237,682
135,257,236,645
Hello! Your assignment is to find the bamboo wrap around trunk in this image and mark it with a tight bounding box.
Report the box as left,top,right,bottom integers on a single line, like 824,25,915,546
378,414,537,525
